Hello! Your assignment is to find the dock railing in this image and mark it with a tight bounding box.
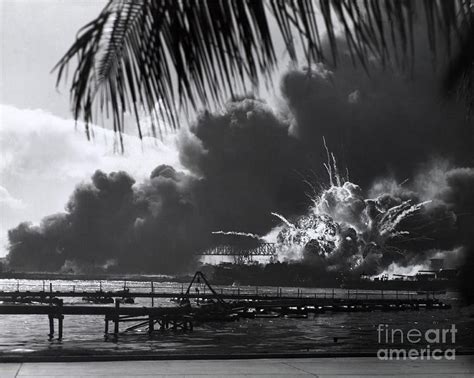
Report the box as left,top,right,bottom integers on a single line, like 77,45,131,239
0,279,439,302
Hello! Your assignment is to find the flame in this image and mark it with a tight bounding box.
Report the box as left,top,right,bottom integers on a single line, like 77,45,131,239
212,231,263,240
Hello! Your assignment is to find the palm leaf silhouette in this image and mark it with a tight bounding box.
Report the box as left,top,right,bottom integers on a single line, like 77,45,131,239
54,0,473,143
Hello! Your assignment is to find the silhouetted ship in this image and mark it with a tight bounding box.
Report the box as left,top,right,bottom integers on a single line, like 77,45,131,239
343,258,459,291
207,257,459,292
341,269,459,292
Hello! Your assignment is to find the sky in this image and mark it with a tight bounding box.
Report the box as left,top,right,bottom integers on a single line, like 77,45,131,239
0,0,179,256
0,0,106,118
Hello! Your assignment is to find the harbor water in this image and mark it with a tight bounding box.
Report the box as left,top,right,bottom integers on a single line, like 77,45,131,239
0,279,473,358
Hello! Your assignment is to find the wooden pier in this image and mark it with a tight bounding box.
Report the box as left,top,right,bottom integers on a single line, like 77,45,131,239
0,286,442,302
0,272,452,340
0,299,193,340
0,296,449,340
0,290,440,300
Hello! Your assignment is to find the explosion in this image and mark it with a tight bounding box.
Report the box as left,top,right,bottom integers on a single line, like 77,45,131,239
274,212,339,257
268,147,438,275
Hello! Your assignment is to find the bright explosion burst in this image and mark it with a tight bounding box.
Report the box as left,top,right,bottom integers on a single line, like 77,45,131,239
214,140,439,275
269,141,432,274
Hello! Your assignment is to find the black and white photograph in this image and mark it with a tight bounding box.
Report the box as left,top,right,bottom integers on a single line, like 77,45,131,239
0,0,473,376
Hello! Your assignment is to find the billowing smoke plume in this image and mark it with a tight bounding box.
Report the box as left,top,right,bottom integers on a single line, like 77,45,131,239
179,98,312,235
8,168,209,273
281,63,471,187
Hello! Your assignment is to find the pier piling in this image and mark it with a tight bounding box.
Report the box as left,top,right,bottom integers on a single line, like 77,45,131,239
151,281,154,307
58,314,63,339
114,299,120,335
48,314,54,339
148,316,154,334
104,316,109,334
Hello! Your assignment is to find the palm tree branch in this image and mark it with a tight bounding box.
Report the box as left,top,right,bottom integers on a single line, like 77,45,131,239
54,0,473,143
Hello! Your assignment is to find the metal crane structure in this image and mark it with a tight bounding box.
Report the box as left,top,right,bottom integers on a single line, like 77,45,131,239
199,243,276,264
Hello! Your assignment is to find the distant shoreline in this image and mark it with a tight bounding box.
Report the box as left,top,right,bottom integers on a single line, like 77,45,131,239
0,270,461,292
0,272,193,283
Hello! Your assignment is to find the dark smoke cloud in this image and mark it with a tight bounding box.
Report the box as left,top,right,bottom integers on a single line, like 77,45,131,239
8,214,69,272
366,163,474,271
179,98,312,234
280,62,472,187
8,168,206,273
280,18,473,185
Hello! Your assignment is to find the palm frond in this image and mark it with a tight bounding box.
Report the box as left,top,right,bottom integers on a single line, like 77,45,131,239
54,0,473,143
442,18,474,118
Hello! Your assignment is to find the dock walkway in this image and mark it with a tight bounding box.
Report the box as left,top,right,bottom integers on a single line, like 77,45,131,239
1,356,473,377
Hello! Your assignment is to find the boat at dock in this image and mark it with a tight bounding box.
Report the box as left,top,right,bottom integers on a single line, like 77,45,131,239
82,295,114,304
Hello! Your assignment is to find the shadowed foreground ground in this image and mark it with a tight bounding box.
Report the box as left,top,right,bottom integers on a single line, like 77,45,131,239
0,356,473,377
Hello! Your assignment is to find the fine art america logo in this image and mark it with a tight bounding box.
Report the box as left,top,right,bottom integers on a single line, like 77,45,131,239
377,324,457,360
